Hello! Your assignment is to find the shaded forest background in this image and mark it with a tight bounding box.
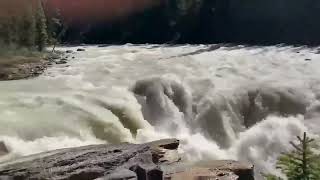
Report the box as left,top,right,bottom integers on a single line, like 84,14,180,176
0,0,48,53
47,0,320,45
1,0,320,50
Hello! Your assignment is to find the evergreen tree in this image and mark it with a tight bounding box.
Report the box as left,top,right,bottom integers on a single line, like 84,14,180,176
19,5,36,48
0,0,50,53
266,132,320,180
47,9,68,52
163,0,204,43
35,0,48,51
0,19,10,45
7,16,19,46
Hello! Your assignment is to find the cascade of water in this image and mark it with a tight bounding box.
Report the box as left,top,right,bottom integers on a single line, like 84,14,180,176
0,44,319,177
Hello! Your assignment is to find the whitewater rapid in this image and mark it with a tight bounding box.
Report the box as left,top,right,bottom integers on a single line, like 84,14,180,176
0,44,319,177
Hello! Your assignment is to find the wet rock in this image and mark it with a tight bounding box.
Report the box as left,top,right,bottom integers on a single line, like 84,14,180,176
96,169,137,180
0,139,180,180
305,58,312,61
166,160,254,180
0,140,254,180
55,60,67,64
149,139,181,164
77,48,86,52
47,53,60,60
66,50,73,53
0,142,8,157
98,44,109,48
165,168,239,180
199,160,254,180
149,139,180,150
130,164,163,180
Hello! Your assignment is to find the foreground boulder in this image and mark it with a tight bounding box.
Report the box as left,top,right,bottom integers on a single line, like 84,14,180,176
0,139,254,180
0,139,179,180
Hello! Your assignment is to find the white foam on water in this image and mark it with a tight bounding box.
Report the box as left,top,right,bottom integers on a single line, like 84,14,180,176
229,116,308,175
0,45,319,178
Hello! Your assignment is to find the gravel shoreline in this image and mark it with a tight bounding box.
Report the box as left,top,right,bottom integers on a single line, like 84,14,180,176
0,50,70,81
0,58,49,81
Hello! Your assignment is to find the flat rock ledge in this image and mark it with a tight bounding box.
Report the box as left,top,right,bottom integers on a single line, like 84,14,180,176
164,160,254,180
0,139,254,180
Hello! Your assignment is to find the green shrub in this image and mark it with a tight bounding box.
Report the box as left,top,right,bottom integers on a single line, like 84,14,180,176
265,132,320,180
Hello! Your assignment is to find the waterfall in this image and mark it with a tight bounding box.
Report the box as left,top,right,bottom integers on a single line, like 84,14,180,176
0,44,319,178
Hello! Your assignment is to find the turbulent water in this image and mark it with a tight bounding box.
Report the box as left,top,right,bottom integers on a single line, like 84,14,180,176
0,44,320,177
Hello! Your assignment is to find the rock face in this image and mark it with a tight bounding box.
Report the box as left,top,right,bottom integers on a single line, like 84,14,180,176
0,139,254,180
77,48,86,52
165,167,239,180
0,142,8,157
55,60,68,64
0,139,180,180
147,159,255,180
97,169,137,180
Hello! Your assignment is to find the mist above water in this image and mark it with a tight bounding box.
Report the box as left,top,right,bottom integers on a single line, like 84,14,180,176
0,44,319,177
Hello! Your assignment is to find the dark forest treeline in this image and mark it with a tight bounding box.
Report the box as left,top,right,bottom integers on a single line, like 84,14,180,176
2,0,320,46
0,0,48,54
59,0,320,45
60,0,218,44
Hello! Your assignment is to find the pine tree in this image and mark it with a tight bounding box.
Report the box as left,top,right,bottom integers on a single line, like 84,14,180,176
7,16,19,47
277,132,320,180
19,5,36,48
164,0,204,43
266,132,320,180
35,0,48,51
47,9,68,52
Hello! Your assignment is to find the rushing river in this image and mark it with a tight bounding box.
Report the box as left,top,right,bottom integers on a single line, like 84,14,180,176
0,44,319,177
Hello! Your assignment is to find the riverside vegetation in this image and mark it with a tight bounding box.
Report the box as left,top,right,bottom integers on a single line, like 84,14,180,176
0,0,65,80
0,0,48,53
265,133,320,180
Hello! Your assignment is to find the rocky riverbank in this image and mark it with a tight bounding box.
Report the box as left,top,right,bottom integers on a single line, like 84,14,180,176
0,55,49,81
0,48,84,81
0,139,254,180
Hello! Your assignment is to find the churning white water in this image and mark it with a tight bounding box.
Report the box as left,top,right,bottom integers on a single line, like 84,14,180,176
0,44,319,177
